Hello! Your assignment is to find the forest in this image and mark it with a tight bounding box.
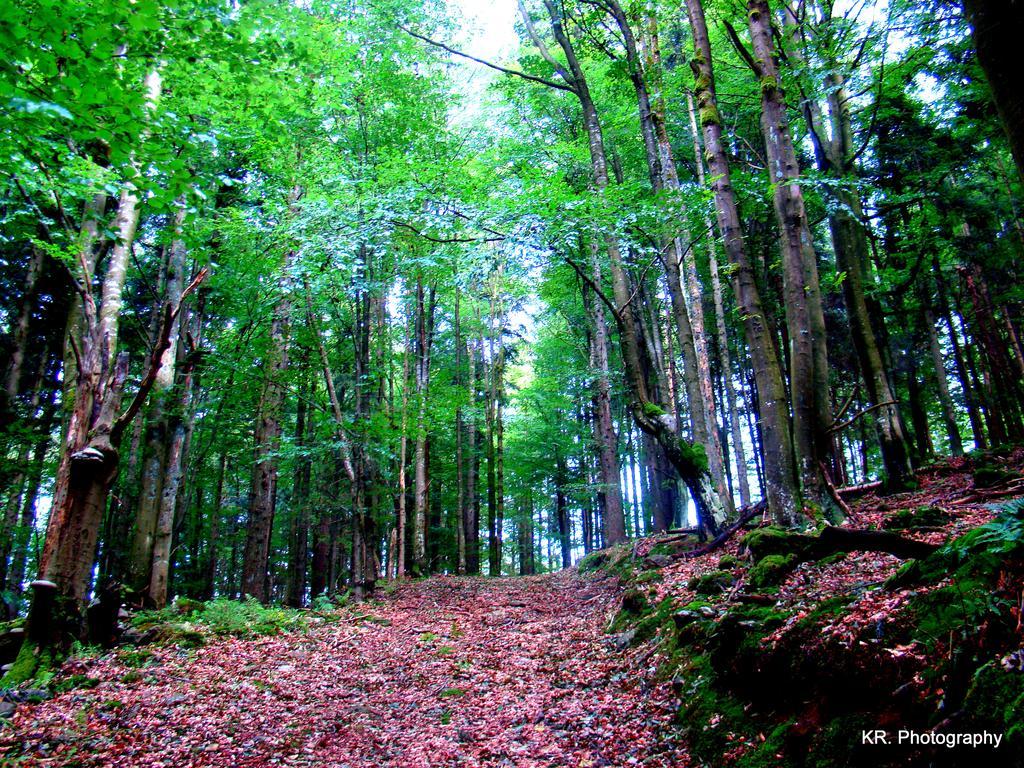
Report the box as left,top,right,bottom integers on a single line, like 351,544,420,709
1,0,1024,765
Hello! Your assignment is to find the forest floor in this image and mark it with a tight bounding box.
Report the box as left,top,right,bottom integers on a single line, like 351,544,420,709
4,449,1024,767
0,572,688,767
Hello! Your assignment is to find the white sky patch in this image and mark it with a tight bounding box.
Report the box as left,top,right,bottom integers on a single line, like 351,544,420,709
445,0,520,128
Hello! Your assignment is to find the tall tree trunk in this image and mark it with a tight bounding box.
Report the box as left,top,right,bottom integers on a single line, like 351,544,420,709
585,262,626,545
555,448,571,568
745,0,833,508
684,93,751,507
396,319,411,577
465,329,480,574
614,0,734,522
412,278,435,575
485,265,503,575
961,0,1024,182
286,370,312,606
682,0,798,524
923,305,965,456
454,284,466,574
128,204,188,599
241,277,291,600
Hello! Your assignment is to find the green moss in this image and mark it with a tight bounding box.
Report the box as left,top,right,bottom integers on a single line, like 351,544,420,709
635,570,664,584
648,538,693,558
698,103,722,128
577,551,609,573
688,570,737,595
119,648,154,668
52,674,101,694
632,598,677,644
1,640,54,688
173,597,205,616
747,553,798,589
717,554,739,570
679,441,709,475
973,464,1021,488
882,505,951,530
759,74,778,93
577,544,636,581
620,588,649,616
815,551,846,566
962,660,1024,735
741,526,809,561
642,402,666,418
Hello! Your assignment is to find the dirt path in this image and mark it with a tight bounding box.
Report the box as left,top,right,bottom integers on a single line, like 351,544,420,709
2,572,689,767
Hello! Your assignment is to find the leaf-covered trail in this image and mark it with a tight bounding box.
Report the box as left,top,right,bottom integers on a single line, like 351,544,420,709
5,572,689,767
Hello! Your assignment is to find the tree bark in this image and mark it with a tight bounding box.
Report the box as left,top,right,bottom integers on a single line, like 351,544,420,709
682,0,799,525
961,0,1024,182
745,0,833,508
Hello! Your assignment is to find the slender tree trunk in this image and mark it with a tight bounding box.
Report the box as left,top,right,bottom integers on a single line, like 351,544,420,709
683,0,799,524
241,277,290,601
412,279,435,575
396,319,411,578
924,305,964,456
686,93,751,508
454,284,466,574
746,0,833,508
617,1,733,521
786,8,916,489
522,0,724,534
465,327,480,574
585,260,626,545
555,448,571,568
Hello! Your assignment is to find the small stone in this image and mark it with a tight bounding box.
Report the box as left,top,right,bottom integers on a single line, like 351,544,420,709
0,701,16,718
644,554,673,569
611,629,636,651
163,694,188,706
672,610,700,628
698,606,717,618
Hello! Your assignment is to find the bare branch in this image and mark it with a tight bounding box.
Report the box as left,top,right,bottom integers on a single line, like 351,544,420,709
112,267,208,441
399,25,575,92
565,255,621,320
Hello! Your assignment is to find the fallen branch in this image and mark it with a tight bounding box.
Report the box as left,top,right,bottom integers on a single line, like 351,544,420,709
680,500,766,560
813,526,939,560
837,480,883,499
821,460,854,519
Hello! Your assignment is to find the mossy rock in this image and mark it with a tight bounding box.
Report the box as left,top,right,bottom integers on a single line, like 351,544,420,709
883,505,951,530
648,538,694,558
747,553,798,589
578,545,636,581
962,659,1024,736
741,526,813,561
630,597,677,644
717,554,739,570
578,551,611,573
973,464,1021,488
619,588,649,616
815,551,846,566
688,570,737,595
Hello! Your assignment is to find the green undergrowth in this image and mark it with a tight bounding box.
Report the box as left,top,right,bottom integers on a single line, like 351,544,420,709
128,593,374,649
600,498,1024,767
131,596,312,645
